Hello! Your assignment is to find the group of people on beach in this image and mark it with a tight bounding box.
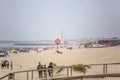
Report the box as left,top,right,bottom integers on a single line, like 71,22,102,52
0,60,13,70
37,62,54,78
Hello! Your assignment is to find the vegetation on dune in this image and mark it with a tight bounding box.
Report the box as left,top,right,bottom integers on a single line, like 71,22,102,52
72,64,91,73
56,67,64,73
56,64,91,74
54,64,91,80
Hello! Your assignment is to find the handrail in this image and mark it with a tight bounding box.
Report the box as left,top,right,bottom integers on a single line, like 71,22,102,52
11,62,120,74
0,74,9,80
12,66,68,73
86,62,120,66
1,62,120,80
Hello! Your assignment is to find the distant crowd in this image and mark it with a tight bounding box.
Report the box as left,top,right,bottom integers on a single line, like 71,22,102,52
0,47,54,57
37,62,54,78
0,60,13,70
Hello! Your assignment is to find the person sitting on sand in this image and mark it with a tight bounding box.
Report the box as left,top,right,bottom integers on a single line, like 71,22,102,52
37,62,43,78
1,60,4,69
10,61,13,70
6,60,9,69
3,60,7,69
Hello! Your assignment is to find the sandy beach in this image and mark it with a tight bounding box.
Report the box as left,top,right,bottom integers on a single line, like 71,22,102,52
0,46,120,80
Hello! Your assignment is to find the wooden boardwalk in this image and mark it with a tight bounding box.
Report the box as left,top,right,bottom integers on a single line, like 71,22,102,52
1,62,120,80
34,73,120,80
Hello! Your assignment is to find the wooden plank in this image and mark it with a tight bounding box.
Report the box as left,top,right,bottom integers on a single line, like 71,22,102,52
34,73,120,80
106,73,120,77
0,74,8,80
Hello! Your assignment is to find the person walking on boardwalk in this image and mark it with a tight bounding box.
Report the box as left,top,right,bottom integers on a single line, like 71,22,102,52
37,62,43,78
48,62,54,77
43,65,47,78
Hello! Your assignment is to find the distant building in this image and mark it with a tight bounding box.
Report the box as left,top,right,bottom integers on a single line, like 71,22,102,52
98,37,120,46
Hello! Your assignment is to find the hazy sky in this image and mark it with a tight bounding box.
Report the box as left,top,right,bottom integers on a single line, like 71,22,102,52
0,0,120,41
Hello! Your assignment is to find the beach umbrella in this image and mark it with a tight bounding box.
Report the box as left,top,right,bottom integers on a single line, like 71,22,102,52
11,49,17,53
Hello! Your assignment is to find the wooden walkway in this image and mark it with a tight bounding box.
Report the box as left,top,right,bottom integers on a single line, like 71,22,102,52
34,73,120,80
1,62,120,80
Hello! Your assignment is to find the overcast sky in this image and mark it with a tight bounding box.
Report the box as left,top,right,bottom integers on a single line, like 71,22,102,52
0,0,120,41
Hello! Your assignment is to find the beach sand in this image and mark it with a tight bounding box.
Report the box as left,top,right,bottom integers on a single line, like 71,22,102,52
0,46,120,80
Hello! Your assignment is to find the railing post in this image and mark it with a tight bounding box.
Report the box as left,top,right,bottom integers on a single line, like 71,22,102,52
71,67,72,76
27,72,28,80
67,67,69,77
84,65,85,75
8,73,15,80
103,64,108,75
105,64,107,74
13,74,15,80
103,64,105,75
31,71,33,80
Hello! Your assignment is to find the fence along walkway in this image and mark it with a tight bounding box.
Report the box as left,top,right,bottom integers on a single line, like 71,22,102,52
1,62,120,80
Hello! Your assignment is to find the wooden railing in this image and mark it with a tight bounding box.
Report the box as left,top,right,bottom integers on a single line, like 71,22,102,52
1,62,120,80
0,74,9,80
